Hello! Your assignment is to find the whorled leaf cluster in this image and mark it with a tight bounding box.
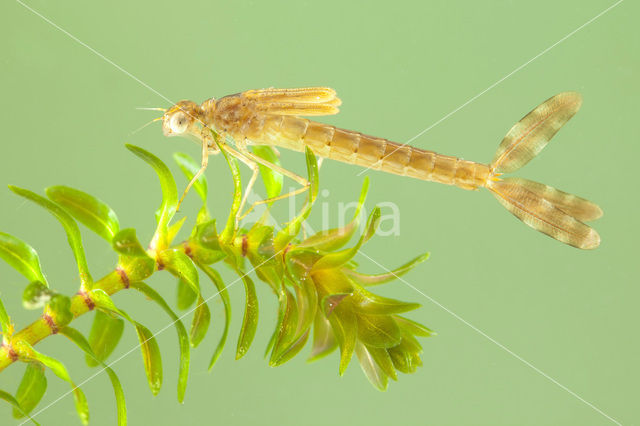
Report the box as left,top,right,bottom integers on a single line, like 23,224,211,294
0,143,432,425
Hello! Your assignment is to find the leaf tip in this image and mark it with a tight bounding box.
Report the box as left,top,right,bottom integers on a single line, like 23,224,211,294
7,185,21,195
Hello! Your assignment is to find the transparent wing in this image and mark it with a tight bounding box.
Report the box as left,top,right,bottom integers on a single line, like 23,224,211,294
491,92,582,173
242,87,342,116
488,178,600,249
505,177,602,222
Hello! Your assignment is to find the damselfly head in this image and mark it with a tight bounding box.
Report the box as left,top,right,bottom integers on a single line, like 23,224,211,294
162,100,203,138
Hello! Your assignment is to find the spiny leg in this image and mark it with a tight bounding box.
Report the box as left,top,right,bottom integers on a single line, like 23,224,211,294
222,144,311,222
234,145,309,186
239,184,311,222
239,150,311,221
177,139,209,211
217,144,277,226
223,148,260,227
239,164,260,220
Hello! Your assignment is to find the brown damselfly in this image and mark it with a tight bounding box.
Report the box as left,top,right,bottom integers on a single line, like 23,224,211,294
151,87,601,249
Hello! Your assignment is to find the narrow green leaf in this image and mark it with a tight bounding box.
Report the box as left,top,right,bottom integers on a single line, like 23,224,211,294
130,282,190,403
355,343,389,391
252,146,283,200
327,305,357,376
45,294,73,327
60,327,127,426
89,289,132,321
89,289,164,396
321,293,350,317
13,362,47,418
271,273,316,365
248,224,276,257
367,345,398,381
285,249,320,284
188,221,226,265
167,216,187,246
353,288,421,316
361,207,381,243
14,340,89,425
217,139,242,243
126,145,178,246
395,316,435,338
0,232,48,286
235,272,259,360
356,314,402,348
245,225,281,290
112,228,149,258
176,279,197,310
0,296,11,342
158,249,200,298
271,330,310,367
116,255,155,284
0,389,39,425
22,281,53,310
388,335,423,374
308,311,338,362
269,290,298,365
46,186,120,242
312,207,381,271
305,146,320,202
86,310,125,367
194,220,221,252
173,152,208,202
292,277,318,343
195,205,210,226
344,253,429,286
196,263,232,369
190,297,210,348
8,186,92,288
274,147,319,250
264,291,287,359
312,269,355,297
134,323,163,396
397,332,423,353
298,177,369,251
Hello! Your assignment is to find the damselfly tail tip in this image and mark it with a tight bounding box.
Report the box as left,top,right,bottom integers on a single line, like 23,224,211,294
582,228,601,250
483,92,602,249
487,178,602,250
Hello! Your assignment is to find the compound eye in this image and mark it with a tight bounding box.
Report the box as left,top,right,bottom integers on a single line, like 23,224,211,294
169,112,188,134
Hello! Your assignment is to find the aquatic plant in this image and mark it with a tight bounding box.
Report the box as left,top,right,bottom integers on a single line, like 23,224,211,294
0,144,431,425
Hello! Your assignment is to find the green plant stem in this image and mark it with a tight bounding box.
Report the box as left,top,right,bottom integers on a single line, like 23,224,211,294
0,265,150,373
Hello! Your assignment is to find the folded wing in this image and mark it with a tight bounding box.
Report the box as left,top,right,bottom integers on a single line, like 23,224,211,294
242,87,342,116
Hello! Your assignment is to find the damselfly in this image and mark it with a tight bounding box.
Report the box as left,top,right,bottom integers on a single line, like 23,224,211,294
152,87,602,249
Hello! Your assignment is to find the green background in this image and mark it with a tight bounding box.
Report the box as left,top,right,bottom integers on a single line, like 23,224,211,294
1,0,638,424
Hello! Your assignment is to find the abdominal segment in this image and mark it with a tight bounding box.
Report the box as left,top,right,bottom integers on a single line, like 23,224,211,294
242,114,489,190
